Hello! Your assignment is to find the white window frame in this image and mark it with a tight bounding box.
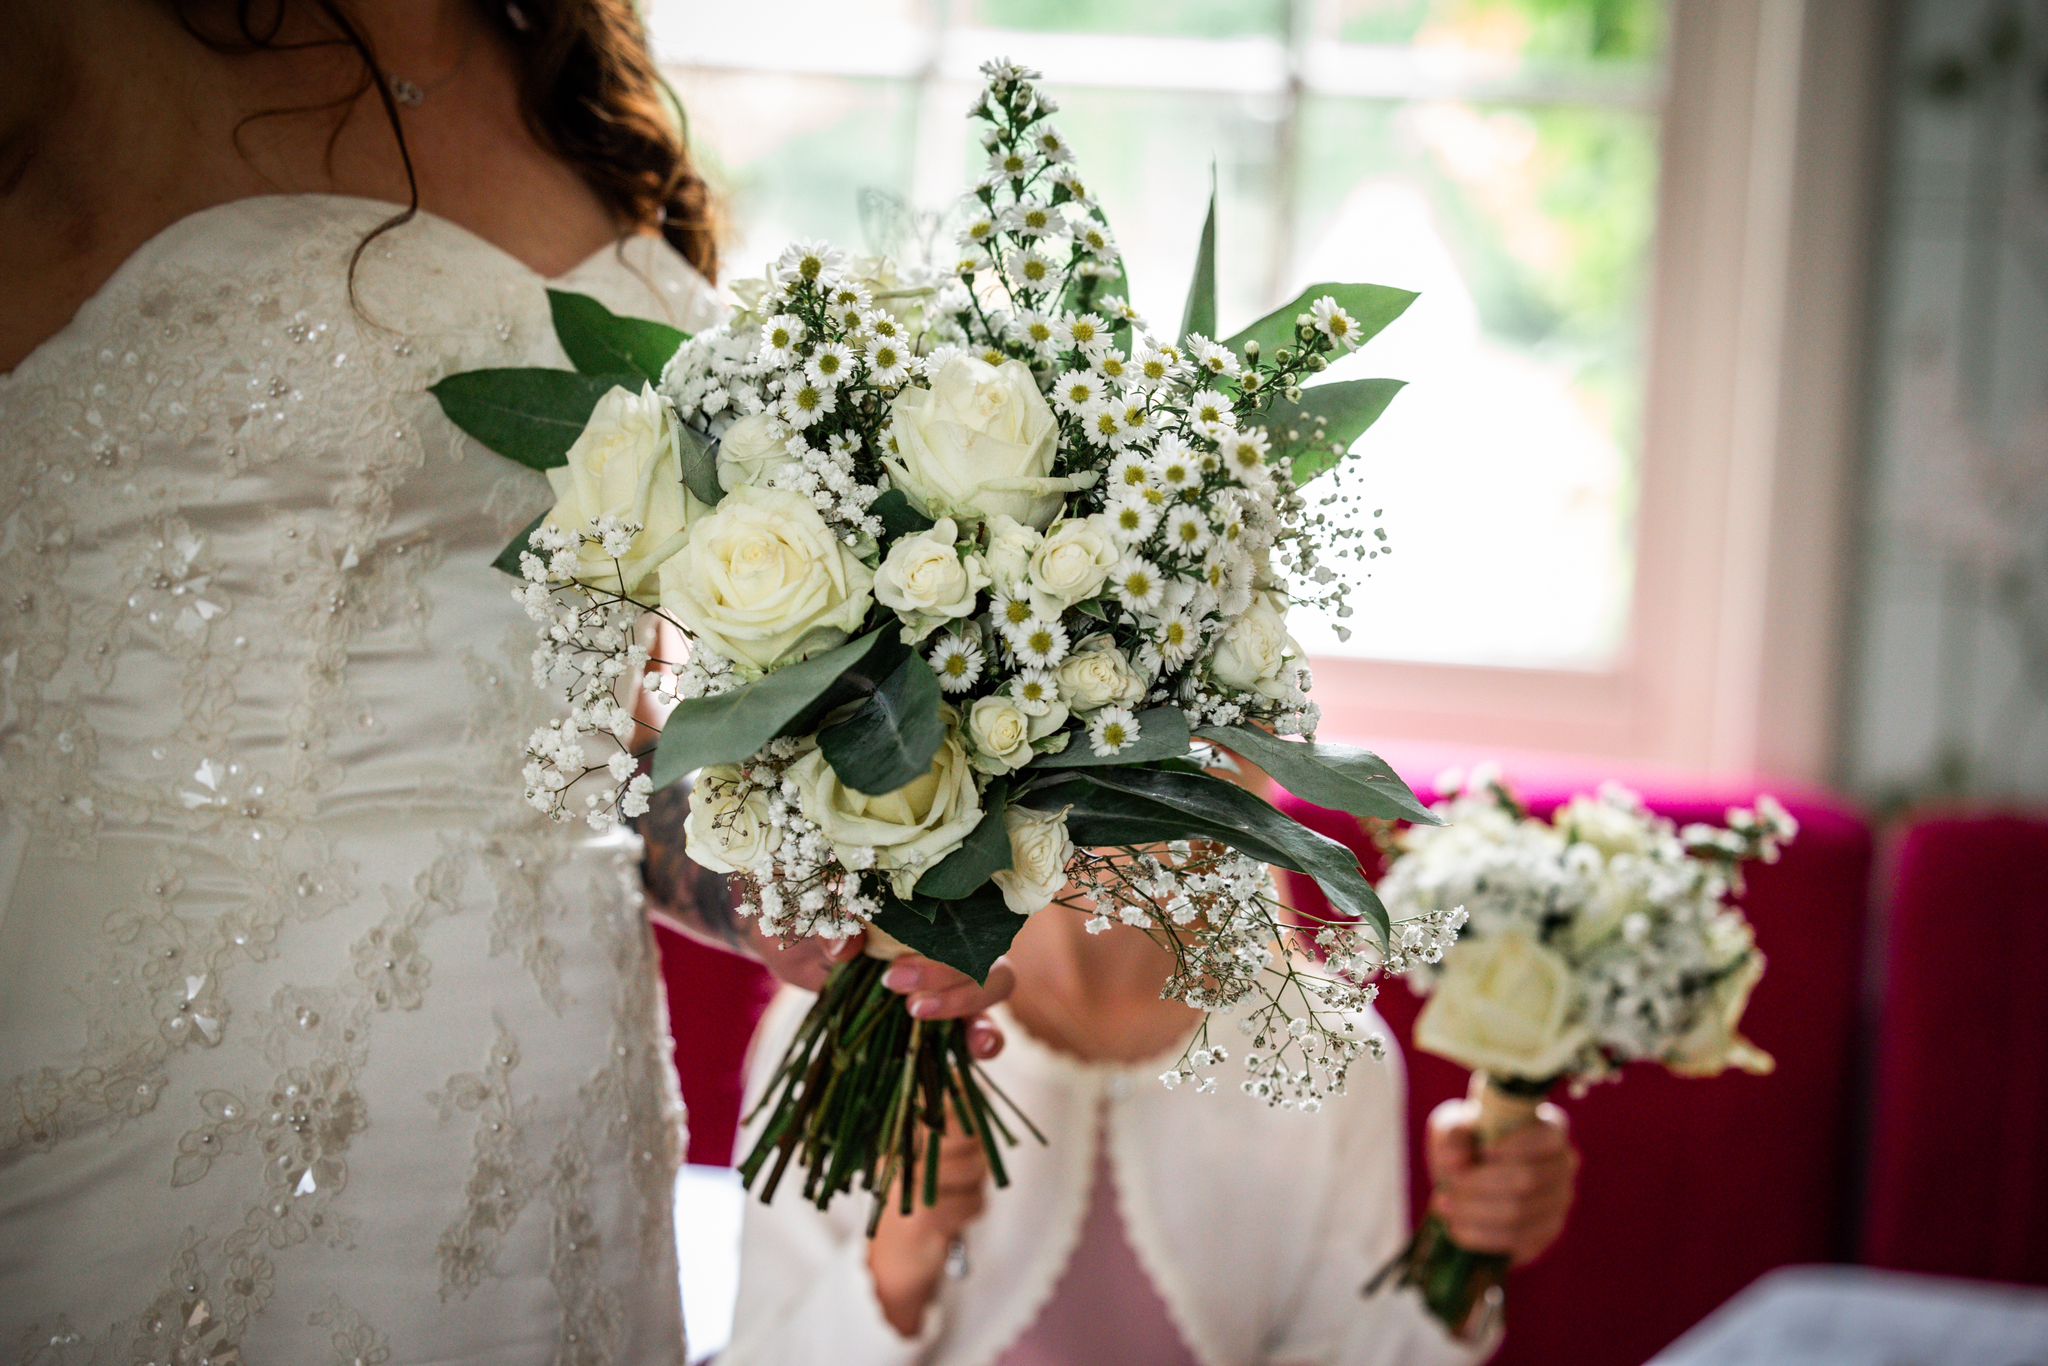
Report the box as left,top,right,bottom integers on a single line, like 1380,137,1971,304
658,0,1887,784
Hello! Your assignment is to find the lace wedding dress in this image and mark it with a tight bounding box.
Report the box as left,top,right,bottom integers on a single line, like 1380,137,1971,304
0,195,718,1364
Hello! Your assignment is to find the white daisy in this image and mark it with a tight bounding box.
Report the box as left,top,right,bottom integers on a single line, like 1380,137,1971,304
780,380,836,430
806,341,854,388
1188,335,1243,379
1012,667,1060,715
1310,296,1361,349
759,314,804,366
1153,611,1200,668
1066,313,1111,356
1011,310,1065,362
1151,439,1198,491
1008,247,1060,292
1005,200,1058,240
1110,556,1165,613
1104,494,1161,542
1164,506,1212,556
1051,371,1104,416
1011,617,1071,668
1088,705,1141,757
1105,452,1152,493
1187,389,1236,440
867,339,912,388
929,634,985,693
990,590,1039,636
776,240,845,285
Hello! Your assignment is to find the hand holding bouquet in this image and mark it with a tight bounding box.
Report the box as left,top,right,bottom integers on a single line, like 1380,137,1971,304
432,60,1462,1231
1369,770,1797,1331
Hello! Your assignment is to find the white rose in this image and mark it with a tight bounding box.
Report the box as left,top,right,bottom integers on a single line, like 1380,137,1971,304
1206,591,1300,699
991,805,1075,916
716,412,797,490
1556,794,1657,860
981,515,1042,594
965,695,1037,774
1055,635,1146,713
884,355,1088,529
656,486,875,677
874,518,989,642
543,383,699,596
1026,516,1118,611
681,765,773,875
788,732,984,896
1668,942,1773,1077
1414,930,1588,1083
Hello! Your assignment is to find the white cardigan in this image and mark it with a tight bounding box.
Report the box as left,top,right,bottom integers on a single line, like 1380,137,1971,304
723,986,1490,1366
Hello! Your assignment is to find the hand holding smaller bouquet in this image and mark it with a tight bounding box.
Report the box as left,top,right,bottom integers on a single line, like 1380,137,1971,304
1424,1096,1576,1270
867,1117,993,1337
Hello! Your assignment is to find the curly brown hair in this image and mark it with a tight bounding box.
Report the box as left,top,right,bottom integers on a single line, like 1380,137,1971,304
170,0,719,282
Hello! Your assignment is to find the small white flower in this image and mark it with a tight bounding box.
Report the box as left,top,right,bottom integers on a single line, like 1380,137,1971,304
1012,667,1060,715
1164,506,1212,556
1104,493,1161,542
867,339,912,388
759,313,804,365
1066,313,1110,356
1188,389,1236,440
1051,371,1105,415
805,341,854,388
1188,335,1243,379
1005,200,1059,239
929,633,985,693
1310,296,1361,349
776,239,845,284
1110,555,1165,612
780,380,836,430
1088,705,1141,756
1007,246,1060,291
1151,439,1199,492
1011,617,1071,668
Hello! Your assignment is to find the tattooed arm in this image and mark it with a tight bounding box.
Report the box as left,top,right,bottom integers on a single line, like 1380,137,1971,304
638,774,748,953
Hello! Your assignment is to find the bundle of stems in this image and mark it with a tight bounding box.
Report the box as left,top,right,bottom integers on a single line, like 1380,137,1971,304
738,955,1044,1235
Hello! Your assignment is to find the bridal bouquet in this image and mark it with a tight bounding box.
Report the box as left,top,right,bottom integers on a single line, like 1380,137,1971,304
432,59,1461,1230
1368,768,1796,1329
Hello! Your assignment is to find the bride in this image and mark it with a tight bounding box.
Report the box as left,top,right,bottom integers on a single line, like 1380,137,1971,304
0,2,1007,1360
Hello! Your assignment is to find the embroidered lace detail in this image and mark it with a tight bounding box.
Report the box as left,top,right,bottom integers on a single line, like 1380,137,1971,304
433,1022,540,1298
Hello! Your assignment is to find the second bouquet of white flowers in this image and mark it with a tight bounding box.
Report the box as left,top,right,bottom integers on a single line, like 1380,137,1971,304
432,60,1460,1231
1368,769,1797,1332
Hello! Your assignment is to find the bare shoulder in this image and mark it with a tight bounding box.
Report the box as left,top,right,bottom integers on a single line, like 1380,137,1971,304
2,4,195,369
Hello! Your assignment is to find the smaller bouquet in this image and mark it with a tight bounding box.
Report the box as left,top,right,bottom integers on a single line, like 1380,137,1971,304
1367,769,1797,1332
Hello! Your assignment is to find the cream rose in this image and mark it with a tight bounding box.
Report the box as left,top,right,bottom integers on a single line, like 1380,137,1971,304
787,732,983,896
1557,795,1657,860
681,765,773,875
1414,930,1588,1082
965,692,1068,776
1026,515,1118,611
884,355,1088,528
1206,591,1300,699
1668,946,1773,1077
543,383,698,597
874,518,989,642
656,486,874,676
1055,635,1146,713
715,411,797,490
991,805,1075,916
981,515,1042,594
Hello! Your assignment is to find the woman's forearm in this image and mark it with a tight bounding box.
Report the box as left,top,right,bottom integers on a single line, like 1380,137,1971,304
637,777,751,955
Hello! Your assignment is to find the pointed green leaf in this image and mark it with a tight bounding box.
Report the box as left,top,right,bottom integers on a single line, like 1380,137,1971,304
871,884,1024,983
678,424,724,507
1222,283,1416,363
490,511,550,579
651,629,891,788
1178,168,1218,343
914,782,1012,900
871,488,936,539
1025,766,1388,947
547,289,687,384
430,368,622,471
1195,724,1438,825
1029,706,1191,769
1256,378,1406,485
818,649,946,796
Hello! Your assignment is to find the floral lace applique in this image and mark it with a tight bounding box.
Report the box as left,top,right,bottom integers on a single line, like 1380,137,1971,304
431,1022,541,1299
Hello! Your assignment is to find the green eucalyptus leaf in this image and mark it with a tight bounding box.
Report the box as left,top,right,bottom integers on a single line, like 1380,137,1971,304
430,368,622,471
871,884,1024,983
1030,706,1191,769
818,649,946,796
1222,283,1416,362
1256,378,1406,485
678,424,724,507
490,511,549,579
1024,767,1389,947
1178,168,1218,343
871,488,936,539
1195,724,1437,825
650,629,891,789
914,782,1012,900
547,289,687,383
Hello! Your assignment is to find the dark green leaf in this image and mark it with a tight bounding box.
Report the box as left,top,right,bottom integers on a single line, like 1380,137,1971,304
1179,168,1218,343
1030,706,1191,769
1221,283,1416,362
1196,724,1438,825
547,289,687,383
871,884,1024,983
818,650,946,796
490,511,549,579
914,782,1012,899
651,629,891,788
871,488,936,538
1072,599,1110,623
1025,767,1389,946
678,425,724,507
1256,378,1407,485
429,368,623,471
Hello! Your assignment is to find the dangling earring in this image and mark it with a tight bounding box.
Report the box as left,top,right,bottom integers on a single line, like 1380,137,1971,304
506,3,532,32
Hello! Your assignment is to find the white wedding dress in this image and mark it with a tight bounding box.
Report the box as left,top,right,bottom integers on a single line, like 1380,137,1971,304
0,195,718,1364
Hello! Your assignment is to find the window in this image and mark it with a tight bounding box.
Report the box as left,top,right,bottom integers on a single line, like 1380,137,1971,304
650,1,1881,780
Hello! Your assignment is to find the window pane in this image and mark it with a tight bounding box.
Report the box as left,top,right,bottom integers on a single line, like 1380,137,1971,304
1323,0,1665,63
1286,95,1660,670
968,0,1286,40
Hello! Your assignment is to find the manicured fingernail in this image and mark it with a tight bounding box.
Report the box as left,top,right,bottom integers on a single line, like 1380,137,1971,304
884,963,919,991
826,937,857,961
970,1025,1001,1059
908,995,938,1019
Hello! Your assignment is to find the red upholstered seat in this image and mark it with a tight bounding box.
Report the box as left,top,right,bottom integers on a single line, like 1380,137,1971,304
654,925,777,1168
1280,784,1873,1366
1861,814,2048,1287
